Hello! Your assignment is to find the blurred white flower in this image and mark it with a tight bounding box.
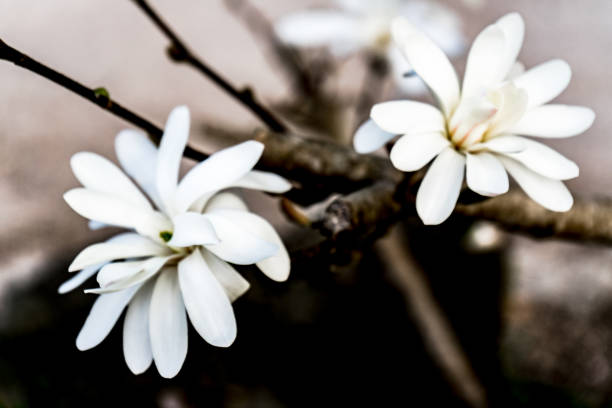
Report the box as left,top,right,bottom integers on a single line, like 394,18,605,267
354,13,595,225
61,106,291,378
275,0,465,94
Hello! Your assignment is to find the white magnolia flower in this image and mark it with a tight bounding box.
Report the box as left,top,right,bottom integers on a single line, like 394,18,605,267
354,13,595,225
60,106,292,378
275,0,465,94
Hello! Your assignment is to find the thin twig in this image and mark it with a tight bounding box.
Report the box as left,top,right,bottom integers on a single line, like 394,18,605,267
0,38,208,161
131,0,287,133
223,0,314,96
379,226,488,408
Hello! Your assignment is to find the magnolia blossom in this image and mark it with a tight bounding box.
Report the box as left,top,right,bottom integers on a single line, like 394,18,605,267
60,106,291,378
275,0,465,94
354,13,595,225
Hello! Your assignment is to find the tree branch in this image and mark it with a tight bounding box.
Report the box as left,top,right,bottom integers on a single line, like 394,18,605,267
131,0,287,133
223,0,314,97
0,38,208,162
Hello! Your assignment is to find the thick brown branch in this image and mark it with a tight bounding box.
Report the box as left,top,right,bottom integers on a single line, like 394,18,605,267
0,38,207,162
131,0,287,133
455,192,612,243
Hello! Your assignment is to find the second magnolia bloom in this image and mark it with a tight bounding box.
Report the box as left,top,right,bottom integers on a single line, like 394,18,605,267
61,106,291,378
355,12,595,225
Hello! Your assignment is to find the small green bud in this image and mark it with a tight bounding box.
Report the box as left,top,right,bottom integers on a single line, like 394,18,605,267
159,231,173,242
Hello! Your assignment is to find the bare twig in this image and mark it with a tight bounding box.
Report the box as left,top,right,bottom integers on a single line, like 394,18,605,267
223,0,314,96
0,38,208,162
379,226,487,408
131,0,287,133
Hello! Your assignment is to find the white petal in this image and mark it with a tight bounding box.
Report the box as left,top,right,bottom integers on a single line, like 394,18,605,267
495,13,525,80
115,129,163,209
504,137,579,180
76,284,140,351
232,170,292,194
204,212,279,265
64,188,172,240
88,220,108,231
506,61,525,80
201,250,250,303
387,46,429,96
87,255,178,294
168,212,219,247
462,24,506,98
123,280,154,375
398,1,466,58
97,261,143,288
470,135,526,154
71,152,152,210
416,147,465,225
275,10,362,56
370,101,445,135
391,17,460,117
513,60,572,109
465,152,509,196
353,119,396,154
69,235,170,272
498,156,573,212
58,262,105,294
204,193,249,213
510,105,595,138
178,250,237,347
175,141,264,213
150,268,188,379
389,132,450,172
156,106,190,216
211,210,290,282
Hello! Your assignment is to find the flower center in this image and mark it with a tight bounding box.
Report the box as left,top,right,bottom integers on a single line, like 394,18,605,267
446,83,528,151
159,230,173,242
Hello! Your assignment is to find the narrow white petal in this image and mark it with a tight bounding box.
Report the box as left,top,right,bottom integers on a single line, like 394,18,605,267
64,188,172,240
391,17,460,117
97,261,143,288
353,119,396,154
204,193,249,213
115,129,163,209
71,152,152,210
470,135,526,154
275,10,362,56
123,280,154,375
69,235,170,272
389,132,450,172
504,137,579,180
87,255,178,294
211,210,290,282
510,105,595,138
178,250,237,347
370,101,445,135
156,106,190,216
495,13,525,80
88,220,108,231
513,60,572,109
388,46,429,96
466,152,509,197
175,141,264,213
416,147,465,225
506,61,525,80
201,250,250,303
150,268,188,379
76,285,140,351
498,156,573,212
204,212,279,265
168,212,219,247
232,170,292,194
58,263,105,294
462,24,506,98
